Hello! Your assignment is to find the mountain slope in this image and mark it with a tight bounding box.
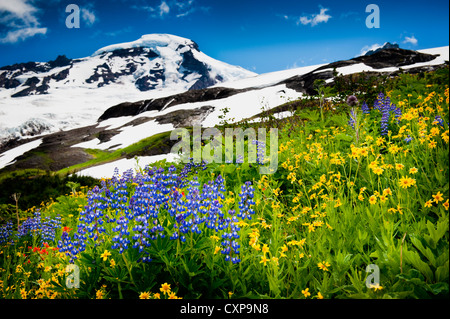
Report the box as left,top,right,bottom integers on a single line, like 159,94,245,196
0,34,256,145
0,44,448,178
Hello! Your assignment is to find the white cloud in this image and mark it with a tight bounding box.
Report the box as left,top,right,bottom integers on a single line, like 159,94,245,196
403,36,418,46
0,0,47,43
298,7,332,26
360,43,383,56
133,0,208,19
81,8,97,27
0,0,39,25
0,26,47,43
159,1,170,17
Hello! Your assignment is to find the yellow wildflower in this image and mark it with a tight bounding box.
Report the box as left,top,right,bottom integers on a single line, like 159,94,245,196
100,250,111,261
139,291,151,299
424,200,433,208
260,256,269,266
302,288,311,298
318,261,330,271
160,283,171,295
443,199,449,210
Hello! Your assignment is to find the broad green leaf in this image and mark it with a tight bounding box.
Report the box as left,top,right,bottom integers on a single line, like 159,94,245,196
403,249,434,282
410,236,436,266
435,261,449,282
424,219,448,249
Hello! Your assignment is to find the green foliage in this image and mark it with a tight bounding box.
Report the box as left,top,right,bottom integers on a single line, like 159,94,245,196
0,67,448,300
0,170,97,213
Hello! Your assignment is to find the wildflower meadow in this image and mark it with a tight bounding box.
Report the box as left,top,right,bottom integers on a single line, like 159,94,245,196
0,68,448,301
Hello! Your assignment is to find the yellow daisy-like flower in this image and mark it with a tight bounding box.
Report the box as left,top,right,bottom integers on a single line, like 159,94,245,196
334,199,342,208
160,283,171,295
318,261,330,271
20,288,27,299
432,191,444,203
376,137,385,146
139,291,151,299
168,291,179,299
372,167,384,175
443,199,449,210
424,200,433,208
369,195,377,205
96,289,104,299
399,176,415,189
260,256,269,266
409,167,418,174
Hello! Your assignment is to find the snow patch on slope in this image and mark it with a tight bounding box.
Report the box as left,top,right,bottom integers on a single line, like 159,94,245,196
75,153,180,179
72,84,301,151
0,139,43,170
214,63,326,89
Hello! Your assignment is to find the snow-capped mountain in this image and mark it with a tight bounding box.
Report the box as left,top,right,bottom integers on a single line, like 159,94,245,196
0,34,256,144
363,42,399,56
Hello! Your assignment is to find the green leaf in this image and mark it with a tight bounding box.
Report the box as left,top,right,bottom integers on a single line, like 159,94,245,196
193,237,212,251
224,164,236,174
403,248,434,282
424,219,448,249
335,133,354,142
267,274,281,297
429,282,449,296
410,236,436,266
435,261,449,282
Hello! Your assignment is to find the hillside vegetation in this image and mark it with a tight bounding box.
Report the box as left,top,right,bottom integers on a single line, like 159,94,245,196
0,66,448,299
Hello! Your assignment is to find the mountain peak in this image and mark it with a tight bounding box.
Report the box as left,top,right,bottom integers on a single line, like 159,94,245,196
364,42,400,56
92,33,199,56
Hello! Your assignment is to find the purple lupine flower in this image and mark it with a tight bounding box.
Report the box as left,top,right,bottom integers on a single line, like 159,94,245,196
434,115,444,127
404,135,413,143
348,108,357,129
361,101,370,114
373,93,385,111
55,165,251,265
15,210,61,246
380,105,390,136
373,93,401,135
0,221,14,245
251,140,266,164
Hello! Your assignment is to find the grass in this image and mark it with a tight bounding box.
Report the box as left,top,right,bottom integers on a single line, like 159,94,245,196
56,131,173,176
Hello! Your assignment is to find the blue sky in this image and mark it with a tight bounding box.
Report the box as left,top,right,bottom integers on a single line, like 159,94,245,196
0,0,448,73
